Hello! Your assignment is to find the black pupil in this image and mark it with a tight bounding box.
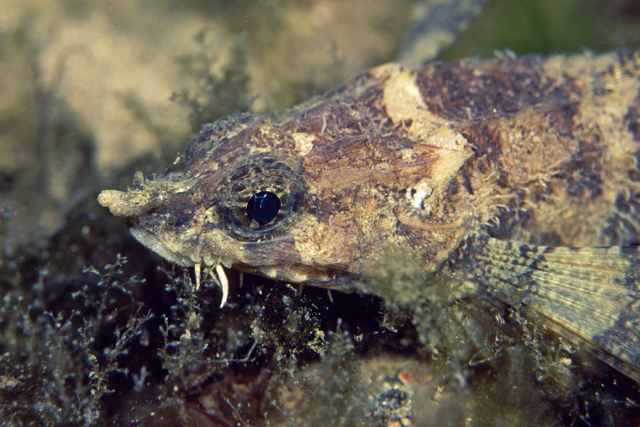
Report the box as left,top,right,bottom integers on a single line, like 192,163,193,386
246,191,281,224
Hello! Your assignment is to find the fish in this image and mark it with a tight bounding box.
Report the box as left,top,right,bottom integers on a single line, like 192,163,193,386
98,50,640,382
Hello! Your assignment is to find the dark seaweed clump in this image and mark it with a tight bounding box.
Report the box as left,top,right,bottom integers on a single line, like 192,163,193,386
3,223,640,426
0,256,149,425
0,240,393,426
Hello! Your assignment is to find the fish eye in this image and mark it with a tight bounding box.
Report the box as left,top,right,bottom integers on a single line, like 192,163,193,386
217,157,307,241
246,191,281,224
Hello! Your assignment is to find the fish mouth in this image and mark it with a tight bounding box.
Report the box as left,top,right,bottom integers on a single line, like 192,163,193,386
130,227,230,308
129,228,358,302
130,228,196,267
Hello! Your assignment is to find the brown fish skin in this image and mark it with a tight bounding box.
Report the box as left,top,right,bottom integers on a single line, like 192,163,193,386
99,50,640,284
98,50,640,378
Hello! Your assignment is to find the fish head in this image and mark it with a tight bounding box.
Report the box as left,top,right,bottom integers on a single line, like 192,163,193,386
98,67,476,292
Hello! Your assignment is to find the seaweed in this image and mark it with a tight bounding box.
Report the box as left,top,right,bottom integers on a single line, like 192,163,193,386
0,257,151,426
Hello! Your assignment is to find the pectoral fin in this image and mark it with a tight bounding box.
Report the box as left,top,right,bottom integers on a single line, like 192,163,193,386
477,237,640,382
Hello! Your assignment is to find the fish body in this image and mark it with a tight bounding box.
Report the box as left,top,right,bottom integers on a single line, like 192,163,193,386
99,50,640,380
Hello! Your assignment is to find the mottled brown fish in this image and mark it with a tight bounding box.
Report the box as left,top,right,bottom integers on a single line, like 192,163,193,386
98,50,640,382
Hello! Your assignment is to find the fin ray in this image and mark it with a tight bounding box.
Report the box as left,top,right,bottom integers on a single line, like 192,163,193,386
478,237,640,381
